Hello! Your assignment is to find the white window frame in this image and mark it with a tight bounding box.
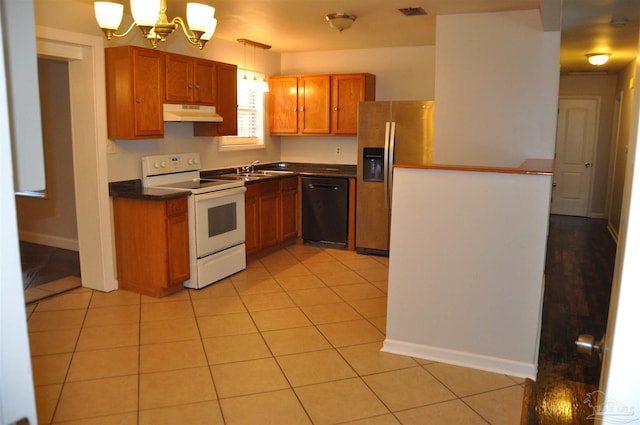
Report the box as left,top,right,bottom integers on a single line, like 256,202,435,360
219,70,266,152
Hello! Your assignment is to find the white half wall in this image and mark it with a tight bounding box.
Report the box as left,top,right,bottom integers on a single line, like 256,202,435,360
384,167,552,379
433,10,560,166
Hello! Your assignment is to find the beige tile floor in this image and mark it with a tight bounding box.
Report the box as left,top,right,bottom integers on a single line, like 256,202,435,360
25,244,525,424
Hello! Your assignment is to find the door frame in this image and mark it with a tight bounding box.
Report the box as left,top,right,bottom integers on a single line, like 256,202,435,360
35,26,116,292
606,90,624,241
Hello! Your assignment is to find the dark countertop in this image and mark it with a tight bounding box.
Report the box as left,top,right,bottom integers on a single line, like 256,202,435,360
109,180,190,200
201,162,356,182
110,162,356,199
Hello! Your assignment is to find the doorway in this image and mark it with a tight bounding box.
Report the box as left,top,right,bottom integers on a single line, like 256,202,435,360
17,58,82,303
34,27,117,293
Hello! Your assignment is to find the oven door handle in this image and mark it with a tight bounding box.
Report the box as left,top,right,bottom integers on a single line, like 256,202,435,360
195,186,246,201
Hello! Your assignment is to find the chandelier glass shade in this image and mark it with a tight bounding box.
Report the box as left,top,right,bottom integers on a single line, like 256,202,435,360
94,0,217,49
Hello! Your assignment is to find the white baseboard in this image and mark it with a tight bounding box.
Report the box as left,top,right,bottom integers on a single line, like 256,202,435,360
382,338,537,380
19,231,79,252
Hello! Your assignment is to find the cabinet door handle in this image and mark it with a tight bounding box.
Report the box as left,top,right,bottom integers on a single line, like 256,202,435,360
334,107,338,111
135,97,142,103
188,84,193,89
195,84,200,89
300,108,304,112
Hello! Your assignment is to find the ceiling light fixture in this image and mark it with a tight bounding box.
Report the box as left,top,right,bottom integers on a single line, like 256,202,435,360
94,0,217,49
586,53,611,66
325,13,356,32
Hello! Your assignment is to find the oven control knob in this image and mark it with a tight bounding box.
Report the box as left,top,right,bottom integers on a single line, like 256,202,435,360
193,158,199,165
187,159,194,165
154,161,160,169
160,161,166,168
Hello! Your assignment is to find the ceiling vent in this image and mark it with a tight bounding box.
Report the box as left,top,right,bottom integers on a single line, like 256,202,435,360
398,7,427,16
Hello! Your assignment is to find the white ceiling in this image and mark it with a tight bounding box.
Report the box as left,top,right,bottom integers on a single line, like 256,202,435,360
92,0,640,73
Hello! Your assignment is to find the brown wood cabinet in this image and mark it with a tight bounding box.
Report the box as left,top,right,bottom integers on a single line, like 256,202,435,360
269,75,331,135
269,73,375,136
105,46,165,139
105,46,238,139
245,177,299,256
112,196,190,297
268,76,298,134
281,177,299,240
331,74,376,135
194,61,238,137
165,54,217,105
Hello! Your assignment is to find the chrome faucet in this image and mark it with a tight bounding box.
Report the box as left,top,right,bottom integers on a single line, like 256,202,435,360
241,160,260,173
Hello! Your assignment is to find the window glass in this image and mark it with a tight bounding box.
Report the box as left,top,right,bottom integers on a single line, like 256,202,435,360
219,71,266,151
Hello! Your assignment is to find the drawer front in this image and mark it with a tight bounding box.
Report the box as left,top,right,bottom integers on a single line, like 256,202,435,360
166,197,188,216
259,180,280,194
280,176,298,191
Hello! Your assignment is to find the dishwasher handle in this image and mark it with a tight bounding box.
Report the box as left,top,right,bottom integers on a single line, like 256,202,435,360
307,183,340,190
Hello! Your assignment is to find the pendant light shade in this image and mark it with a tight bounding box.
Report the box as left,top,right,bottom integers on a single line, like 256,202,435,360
201,18,217,41
130,0,161,26
94,2,124,30
187,3,215,32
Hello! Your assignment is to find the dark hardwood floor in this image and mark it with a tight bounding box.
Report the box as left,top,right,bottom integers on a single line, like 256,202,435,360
522,214,616,424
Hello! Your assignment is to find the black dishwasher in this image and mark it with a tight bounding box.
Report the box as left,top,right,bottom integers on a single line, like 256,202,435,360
301,176,349,247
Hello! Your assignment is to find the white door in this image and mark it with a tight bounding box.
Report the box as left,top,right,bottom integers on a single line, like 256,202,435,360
551,97,599,216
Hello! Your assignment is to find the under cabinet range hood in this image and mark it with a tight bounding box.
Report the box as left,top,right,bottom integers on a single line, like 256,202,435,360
163,104,223,122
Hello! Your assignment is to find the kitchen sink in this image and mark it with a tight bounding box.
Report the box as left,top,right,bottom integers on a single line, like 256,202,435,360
216,170,295,181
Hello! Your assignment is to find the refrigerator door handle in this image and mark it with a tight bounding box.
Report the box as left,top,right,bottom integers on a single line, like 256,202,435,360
387,121,397,209
383,121,391,209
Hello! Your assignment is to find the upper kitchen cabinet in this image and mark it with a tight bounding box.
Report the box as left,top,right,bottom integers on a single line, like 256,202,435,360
269,76,299,134
269,75,331,135
105,46,165,139
269,73,375,136
194,62,238,137
165,54,217,105
299,75,331,134
331,74,376,135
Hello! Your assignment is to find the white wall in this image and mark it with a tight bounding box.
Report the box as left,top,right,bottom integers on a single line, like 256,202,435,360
433,10,560,167
279,46,436,165
385,167,552,378
0,5,38,424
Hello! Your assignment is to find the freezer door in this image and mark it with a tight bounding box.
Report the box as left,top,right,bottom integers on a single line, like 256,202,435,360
390,100,434,166
356,101,392,253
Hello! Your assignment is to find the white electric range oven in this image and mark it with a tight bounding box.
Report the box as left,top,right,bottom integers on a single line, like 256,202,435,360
142,153,246,289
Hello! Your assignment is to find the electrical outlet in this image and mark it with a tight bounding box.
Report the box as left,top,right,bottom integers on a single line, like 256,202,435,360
335,147,341,155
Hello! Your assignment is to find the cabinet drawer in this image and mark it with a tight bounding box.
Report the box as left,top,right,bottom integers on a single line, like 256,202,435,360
260,180,280,194
280,176,298,191
166,197,187,216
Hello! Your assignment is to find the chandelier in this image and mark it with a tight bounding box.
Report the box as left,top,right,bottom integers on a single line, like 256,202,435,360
94,0,218,49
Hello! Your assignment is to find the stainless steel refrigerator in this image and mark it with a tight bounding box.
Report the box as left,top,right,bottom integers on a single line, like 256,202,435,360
356,100,435,255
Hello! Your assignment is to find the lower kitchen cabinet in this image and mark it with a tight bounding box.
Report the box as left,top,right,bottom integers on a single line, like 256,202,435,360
245,176,299,256
112,196,190,297
281,177,299,240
